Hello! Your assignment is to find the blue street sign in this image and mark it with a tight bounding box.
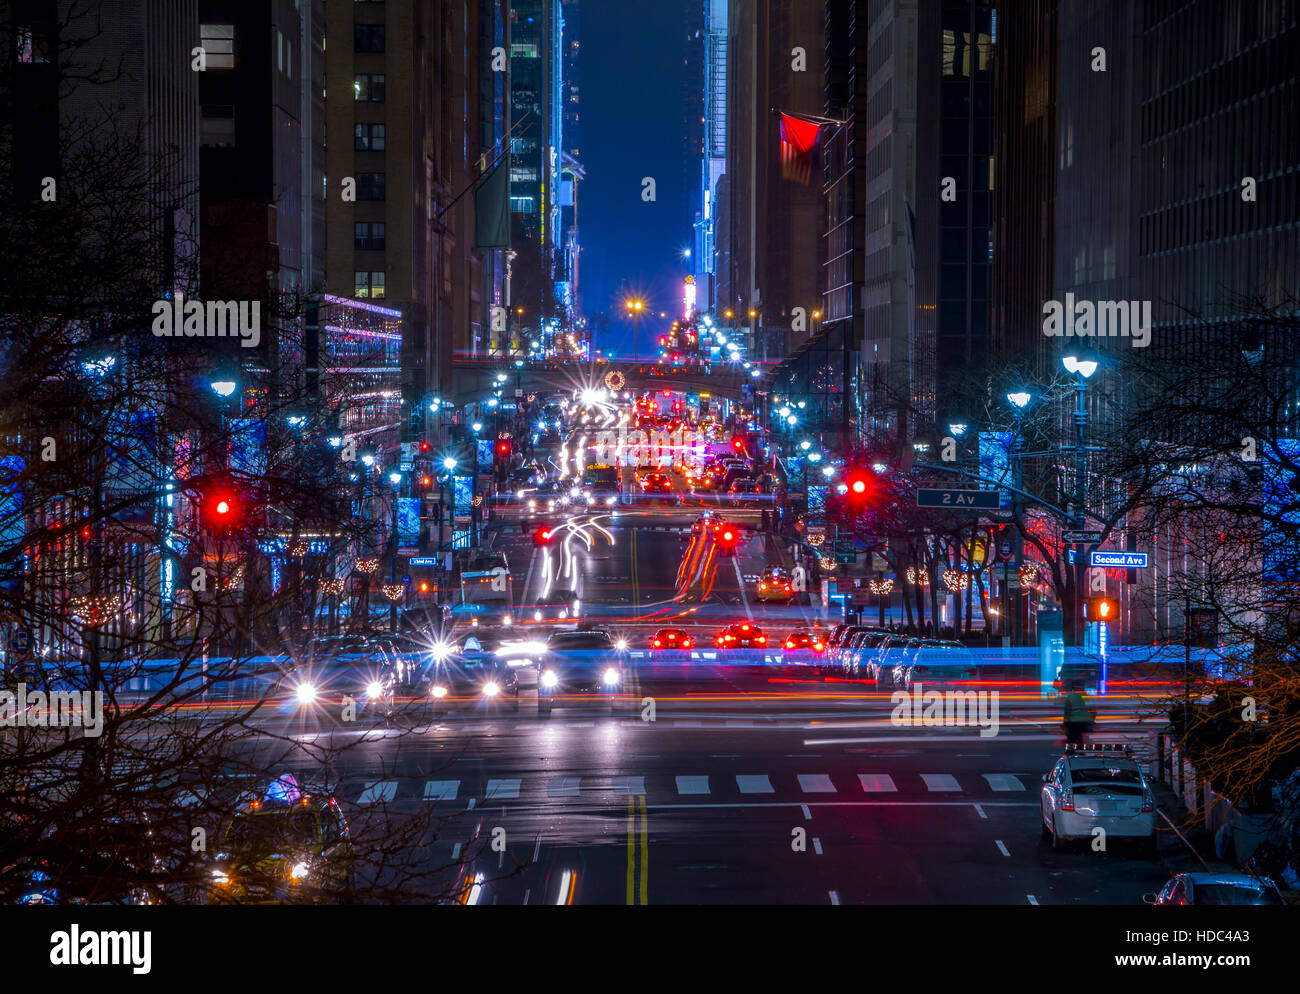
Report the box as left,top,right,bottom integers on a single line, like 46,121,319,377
1090,551,1148,568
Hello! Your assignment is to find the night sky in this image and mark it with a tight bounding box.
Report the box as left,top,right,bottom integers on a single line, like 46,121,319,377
578,0,694,357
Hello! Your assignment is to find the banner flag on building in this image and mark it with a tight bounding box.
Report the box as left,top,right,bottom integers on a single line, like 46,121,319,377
474,161,511,250
779,113,821,186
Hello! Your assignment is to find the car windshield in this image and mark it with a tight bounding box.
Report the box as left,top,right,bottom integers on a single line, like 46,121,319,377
548,634,614,650
1194,883,1284,905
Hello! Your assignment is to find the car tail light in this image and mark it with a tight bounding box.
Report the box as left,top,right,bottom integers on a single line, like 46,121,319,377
682,639,692,648
653,640,662,647
759,583,767,591
741,624,750,630
757,636,766,644
1060,787,1075,812
814,642,824,651
1141,791,1155,813
784,584,792,592
785,640,795,649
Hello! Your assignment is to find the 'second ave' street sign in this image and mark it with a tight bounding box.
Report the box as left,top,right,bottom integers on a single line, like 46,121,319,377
1090,550,1148,568
917,489,1000,509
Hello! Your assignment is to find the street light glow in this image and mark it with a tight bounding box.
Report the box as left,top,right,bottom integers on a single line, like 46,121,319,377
1007,391,1032,409
1062,355,1098,378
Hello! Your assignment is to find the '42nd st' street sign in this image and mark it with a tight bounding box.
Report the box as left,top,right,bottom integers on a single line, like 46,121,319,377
917,489,1001,509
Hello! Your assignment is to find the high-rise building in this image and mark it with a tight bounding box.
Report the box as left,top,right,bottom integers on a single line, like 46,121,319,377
198,0,326,394
694,0,728,311
557,0,583,324
719,0,824,364
324,1,490,448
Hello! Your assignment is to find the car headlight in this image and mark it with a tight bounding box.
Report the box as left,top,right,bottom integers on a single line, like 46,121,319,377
559,609,568,619
211,870,230,885
603,667,621,686
502,615,513,626
482,681,501,697
366,681,384,700
431,685,448,698
534,610,544,621
541,670,559,688
614,639,628,651
431,641,454,662
290,861,310,882
606,496,616,505
528,500,537,510
295,682,317,705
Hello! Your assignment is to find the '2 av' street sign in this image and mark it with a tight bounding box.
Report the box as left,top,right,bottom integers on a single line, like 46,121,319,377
1090,551,1148,568
917,489,1001,509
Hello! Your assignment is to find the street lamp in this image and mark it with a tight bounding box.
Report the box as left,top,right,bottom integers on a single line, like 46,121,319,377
1007,391,1032,410
948,422,968,437
1062,352,1099,647
442,456,458,472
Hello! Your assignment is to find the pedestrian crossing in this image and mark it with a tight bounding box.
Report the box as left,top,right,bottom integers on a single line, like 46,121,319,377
351,770,1037,805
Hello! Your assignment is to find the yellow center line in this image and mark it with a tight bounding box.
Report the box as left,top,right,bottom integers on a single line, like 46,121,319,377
625,796,636,904
639,795,649,905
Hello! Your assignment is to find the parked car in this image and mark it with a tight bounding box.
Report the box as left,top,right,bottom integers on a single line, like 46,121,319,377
1041,744,1157,853
893,640,978,688
1143,873,1285,905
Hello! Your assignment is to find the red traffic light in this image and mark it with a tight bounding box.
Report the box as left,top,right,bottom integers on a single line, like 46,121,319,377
215,499,231,515
421,475,433,488
721,529,735,542
851,479,866,494
732,438,744,451
419,440,430,452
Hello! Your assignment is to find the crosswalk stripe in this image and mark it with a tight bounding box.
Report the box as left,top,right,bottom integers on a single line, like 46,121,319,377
921,774,961,792
676,775,710,795
485,778,521,800
857,773,898,793
797,774,836,793
423,780,460,801
736,775,775,794
613,775,646,795
358,780,398,804
982,774,1025,792
548,777,581,797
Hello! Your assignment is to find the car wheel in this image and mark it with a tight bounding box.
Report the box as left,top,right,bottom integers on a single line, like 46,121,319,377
1051,816,1066,850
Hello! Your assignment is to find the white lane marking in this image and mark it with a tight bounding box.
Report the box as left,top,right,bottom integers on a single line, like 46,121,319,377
982,774,1026,792
797,774,836,793
612,775,646,795
829,890,840,905
857,773,898,793
921,774,961,792
547,777,581,797
1027,894,1039,905
485,778,521,800
532,835,542,862
801,803,812,819
995,839,1011,857
451,843,462,859
423,780,461,801
736,774,775,794
804,734,1064,745
812,837,823,855
974,804,988,819
676,775,710,795
732,556,754,622
358,780,398,805
674,721,705,727
523,888,531,905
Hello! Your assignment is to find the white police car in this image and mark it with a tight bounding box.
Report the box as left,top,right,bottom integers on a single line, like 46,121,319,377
1041,743,1157,853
